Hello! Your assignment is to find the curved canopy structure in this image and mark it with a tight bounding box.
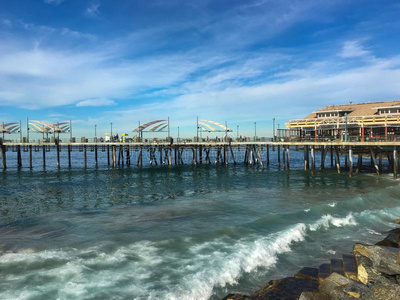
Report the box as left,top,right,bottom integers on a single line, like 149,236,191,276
198,119,231,132
133,120,167,132
29,120,71,133
0,122,20,133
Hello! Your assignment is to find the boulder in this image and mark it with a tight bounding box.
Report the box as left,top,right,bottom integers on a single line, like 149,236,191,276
294,267,319,281
394,219,400,224
356,255,397,286
318,273,370,299
318,272,354,295
354,244,400,275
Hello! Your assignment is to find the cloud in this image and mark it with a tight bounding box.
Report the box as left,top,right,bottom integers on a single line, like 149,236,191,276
86,2,101,17
76,98,116,107
339,41,371,59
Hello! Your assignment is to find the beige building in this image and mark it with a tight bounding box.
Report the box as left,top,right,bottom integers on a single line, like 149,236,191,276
285,100,400,141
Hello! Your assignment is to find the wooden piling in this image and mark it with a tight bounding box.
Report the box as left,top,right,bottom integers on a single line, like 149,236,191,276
95,145,98,166
229,145,236,165
304,146,309,170
330,145,333,167
1,141,6,170
356,153,362,174
334,147,341,174
56,142,60,169
199,145,203,164
370,149,379,175
311,146,315,174
277,145,281,168
68,145,71,167
394,147,398,179
266,144,270,166
282,145,286,169
168,148,172,166
42,145,46,168
107,145,110,166
29,145,32,168
126,146,130,166
17,145,22,168
287,146,290,170
349,146,353,177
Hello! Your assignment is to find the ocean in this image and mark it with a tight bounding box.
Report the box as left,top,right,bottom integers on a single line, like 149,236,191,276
1,148,399,299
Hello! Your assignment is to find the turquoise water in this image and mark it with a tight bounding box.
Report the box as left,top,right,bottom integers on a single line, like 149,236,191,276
1,149,400,299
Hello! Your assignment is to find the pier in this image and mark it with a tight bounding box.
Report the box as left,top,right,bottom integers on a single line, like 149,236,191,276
1,140,399,178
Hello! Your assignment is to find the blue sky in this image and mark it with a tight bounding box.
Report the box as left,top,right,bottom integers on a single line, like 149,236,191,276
1,0,400,138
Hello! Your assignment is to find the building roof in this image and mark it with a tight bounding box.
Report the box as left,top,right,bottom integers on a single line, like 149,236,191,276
304,100,400,119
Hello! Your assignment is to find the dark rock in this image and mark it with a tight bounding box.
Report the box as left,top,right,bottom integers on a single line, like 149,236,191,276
354,244,400,276
250,277,318,300
375,230,400,248
294,267,319,281
342,254,357,280
318,263,331,283
222,294,251,300
331,258,345,276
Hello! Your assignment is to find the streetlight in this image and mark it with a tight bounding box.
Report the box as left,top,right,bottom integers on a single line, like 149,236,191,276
254,122,257,142
272,118,276,142
110,123,113,142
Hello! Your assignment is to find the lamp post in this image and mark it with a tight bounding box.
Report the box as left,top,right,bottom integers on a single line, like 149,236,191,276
254,122,257,142
273,118,276,142
110,123,113,142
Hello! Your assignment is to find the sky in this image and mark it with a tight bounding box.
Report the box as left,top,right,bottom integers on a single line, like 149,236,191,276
1,0,400,138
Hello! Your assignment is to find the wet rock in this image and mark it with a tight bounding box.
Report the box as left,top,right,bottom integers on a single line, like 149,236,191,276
356,256,397,286
375,230,400,248
354,244,400,275
294,267,319,281
319,273,372,299
222,294,251,300
250,277,318,299
394,219,400,224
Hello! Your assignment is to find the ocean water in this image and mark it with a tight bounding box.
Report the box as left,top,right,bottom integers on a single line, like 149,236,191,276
1,148,400,299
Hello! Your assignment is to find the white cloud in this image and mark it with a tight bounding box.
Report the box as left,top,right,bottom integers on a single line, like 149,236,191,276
86,3,101,17
76,98,116,107
339,41,371,59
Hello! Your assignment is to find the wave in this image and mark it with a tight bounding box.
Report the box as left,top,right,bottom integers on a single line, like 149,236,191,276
309,213,357,231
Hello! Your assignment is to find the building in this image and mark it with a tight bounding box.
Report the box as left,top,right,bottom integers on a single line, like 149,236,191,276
284,100,400,141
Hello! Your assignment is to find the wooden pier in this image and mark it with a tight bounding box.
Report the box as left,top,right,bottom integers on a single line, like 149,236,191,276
0,140,399,178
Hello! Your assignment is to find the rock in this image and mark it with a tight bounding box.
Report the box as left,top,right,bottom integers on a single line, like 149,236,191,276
375,230,400,248
354,244,400,275
394,219,400,224
356,255,397,286
318,272,354,295
343,254,358,280
294,267,319,281
318,263,331,283
251,277,318,299
370,285,400,300
299,291,329,300
342,281,371,299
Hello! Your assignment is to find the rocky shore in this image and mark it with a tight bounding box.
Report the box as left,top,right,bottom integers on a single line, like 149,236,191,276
223,219,400,300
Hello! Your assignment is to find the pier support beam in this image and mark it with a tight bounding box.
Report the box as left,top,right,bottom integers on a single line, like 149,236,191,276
17,145,22,168
56,142,60,169
349,146,353,177
107,145,110,166
1,141,6,170
229,145,236,165
95,144,98,166
29,145,32,169
370,149,379,175
68,145,71,168
286,146,290,170
277,145,281,168
304,146,309,170
282,146,286,169
112,145,117,168
42,145,46,168
356,153,362,175
334,147,341,174
394,147,398,179
266,144,270,166
311,146,315,174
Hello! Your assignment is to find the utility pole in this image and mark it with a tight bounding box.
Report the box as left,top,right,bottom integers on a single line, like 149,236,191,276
254,122,257,142
273,118,276,142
